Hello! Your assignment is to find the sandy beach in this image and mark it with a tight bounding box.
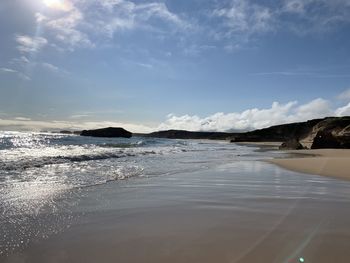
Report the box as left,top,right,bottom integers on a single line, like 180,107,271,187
3,159,350,263
270,149,350,181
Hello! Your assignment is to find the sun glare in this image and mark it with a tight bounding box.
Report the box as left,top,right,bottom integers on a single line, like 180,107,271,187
42,0,72,11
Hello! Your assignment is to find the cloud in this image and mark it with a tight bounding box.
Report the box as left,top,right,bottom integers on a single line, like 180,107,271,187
14,117,31,121
252,71,350,78
0,67,17,73
1,95,349,133
281,0,350,34
0,118,154,133
9,0,350,55
211,0,350,47
294,98,332,120
10,56,30,66
15,35,48,53
0,67,31,81
39,62,69,75
283,0,308,14
135,62,153,69
157,98,344,132
43,0,73,12
136,2,188,28
213,0,275,37
36,7,93,51
4,58,67,79
335,102,350,116
33,0,191,51
94,0,191,39
41,62,59,72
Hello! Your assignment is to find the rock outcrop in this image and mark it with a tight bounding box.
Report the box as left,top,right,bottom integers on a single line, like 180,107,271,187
229,118,322,143
279,139,305,150
81,127,132,138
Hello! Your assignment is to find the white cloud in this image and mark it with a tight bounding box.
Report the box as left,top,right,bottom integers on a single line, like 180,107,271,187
40,62,69,75
213,0,275,38
10,56,30,66
0,67,31,81
281,0,350,34
9,0,350,55
293,98,332,120
135,62,153,69
15,35,48,53
136,2,188,28
38,7,93,50
283,0,308,14
211,0,350,46
95,0,191,39
1,95,349,133
41,62,59,72
4,58,66,78
33,0,190,51
14,117,31,121
336,102,350,116
0,67,17,73
157,98,339,132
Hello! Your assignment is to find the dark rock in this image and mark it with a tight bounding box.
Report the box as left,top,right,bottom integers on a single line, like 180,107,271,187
311,131,350,149
81,127,132,138
311,131,341,149
230,119,323,142
279,139,304,150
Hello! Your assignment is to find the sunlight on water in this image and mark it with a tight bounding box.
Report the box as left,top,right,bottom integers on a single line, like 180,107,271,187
0,131,277,255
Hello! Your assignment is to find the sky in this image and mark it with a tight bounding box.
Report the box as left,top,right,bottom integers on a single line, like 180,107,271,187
0,0,350,132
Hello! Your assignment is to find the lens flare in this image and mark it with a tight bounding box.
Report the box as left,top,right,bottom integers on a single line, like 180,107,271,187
42,0,72,11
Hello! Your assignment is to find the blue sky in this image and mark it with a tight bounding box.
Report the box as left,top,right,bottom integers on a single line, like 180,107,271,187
0,0,350,132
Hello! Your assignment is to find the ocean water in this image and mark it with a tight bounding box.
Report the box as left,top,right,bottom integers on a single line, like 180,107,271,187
0,131,262,191
0,132,273,230
1,131,275,255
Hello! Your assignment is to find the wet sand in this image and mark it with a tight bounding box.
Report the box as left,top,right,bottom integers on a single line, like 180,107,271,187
3,161,350,263
270,149,350,181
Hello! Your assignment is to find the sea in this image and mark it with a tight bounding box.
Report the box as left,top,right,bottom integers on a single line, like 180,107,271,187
0,131,276,255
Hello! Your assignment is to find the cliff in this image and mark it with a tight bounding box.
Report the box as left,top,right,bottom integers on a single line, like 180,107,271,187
147,117,350,149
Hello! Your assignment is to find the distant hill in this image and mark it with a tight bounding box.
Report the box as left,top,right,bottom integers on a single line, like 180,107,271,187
145,130,233,140
81,127,132,138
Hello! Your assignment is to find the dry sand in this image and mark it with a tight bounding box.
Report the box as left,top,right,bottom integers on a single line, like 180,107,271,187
270,149,350,181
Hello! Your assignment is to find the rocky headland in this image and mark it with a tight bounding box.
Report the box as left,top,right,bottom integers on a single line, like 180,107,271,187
80,127,132,138
147,117,350,149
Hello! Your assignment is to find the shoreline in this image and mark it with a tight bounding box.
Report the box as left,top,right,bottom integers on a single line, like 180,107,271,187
3,140,350,262
4,160,350,263
268,149,350,181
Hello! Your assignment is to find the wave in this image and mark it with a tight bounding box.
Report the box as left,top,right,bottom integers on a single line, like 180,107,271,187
0,149,159,171
100,140,146,148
